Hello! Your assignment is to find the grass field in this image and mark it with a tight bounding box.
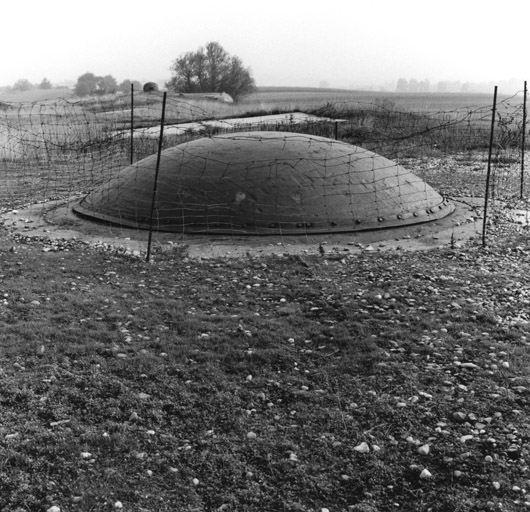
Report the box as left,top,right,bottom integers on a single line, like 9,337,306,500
1,88,530,511
1,222,530,511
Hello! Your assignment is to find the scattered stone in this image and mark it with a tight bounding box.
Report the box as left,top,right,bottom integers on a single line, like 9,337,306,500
418,444,430,455
453,412,467,422
354,442,370,453
461,362,479,369
420,468,432,479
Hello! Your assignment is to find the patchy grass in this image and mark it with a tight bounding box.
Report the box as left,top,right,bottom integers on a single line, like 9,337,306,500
1,229,530,511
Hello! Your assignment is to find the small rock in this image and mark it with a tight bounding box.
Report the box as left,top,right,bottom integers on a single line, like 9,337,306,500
47,507,61,512
246,431,257,440
453,412,466,422
420,468,432,479
353,441,370,453
418,444,430,455
114,501,123,509
461,362,479,369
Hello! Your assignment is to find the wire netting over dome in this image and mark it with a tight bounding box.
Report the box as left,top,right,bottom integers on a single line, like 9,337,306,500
73,132,454,235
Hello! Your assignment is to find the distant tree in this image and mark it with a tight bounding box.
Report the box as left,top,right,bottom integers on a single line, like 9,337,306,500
418,79,430,93
436,80,463,93
167,41,256,101
12,78,33,92
436,81,449,93
97,75,118,95
408,78,420,93
220,55,257,101
118,79,143,94
39,77,52,90
395,78,409,93
74,72,98,96
74,72,118,96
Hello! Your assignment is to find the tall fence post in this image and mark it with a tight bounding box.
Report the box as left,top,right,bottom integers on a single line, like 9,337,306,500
482,85,498,248
146,92,167,263
130,83,134,165
521,80,527,200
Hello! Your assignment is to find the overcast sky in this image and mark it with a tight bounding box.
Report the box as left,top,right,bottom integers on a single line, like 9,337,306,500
1,0,527,91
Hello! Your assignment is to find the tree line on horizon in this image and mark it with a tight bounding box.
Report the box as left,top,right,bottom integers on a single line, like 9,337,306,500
395,77,525,94
2,42,257,102
5,43,523,99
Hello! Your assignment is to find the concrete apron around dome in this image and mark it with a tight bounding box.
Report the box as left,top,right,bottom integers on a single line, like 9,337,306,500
0,196,483,260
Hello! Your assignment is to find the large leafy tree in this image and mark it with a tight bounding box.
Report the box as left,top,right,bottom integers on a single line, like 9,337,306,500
167,42,256,101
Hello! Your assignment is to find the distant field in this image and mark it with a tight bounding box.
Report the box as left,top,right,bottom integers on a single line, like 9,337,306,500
249,88,503,113
0,86,512,115
0,87,74,103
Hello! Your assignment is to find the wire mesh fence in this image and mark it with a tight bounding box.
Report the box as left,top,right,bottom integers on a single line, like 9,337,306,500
0,87,528,254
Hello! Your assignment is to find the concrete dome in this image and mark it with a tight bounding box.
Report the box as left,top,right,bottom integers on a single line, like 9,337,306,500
73,131,454,234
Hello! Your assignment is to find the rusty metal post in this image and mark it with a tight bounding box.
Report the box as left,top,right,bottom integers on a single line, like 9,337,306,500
521,81,527,199
130,82,134,165
482,86,498,247
146,92,167,262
